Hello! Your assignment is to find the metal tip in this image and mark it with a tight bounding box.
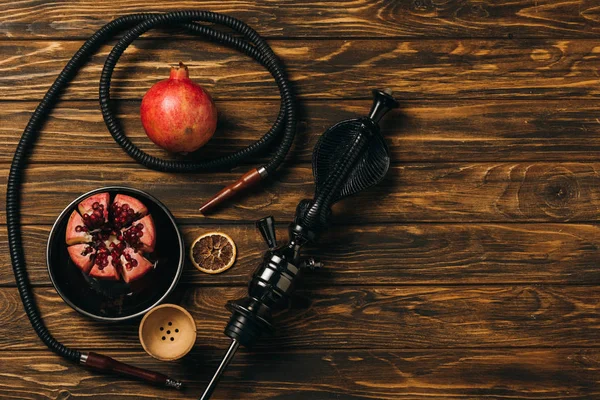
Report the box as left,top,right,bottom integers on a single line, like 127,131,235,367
199,340,240,400
166,378,183,390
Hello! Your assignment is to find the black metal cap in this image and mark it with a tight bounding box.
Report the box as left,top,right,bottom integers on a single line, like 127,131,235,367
368,88,399,124
256,216,277,249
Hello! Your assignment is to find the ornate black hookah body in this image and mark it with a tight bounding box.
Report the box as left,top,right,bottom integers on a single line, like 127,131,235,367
200,89,399,399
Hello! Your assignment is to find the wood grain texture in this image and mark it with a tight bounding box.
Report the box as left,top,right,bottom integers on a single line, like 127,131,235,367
1,0,599,39
2,223,600,287
4,99,600,164
1,162,599,224
1,348,599,399
1,286,600,351
3,1,600,397
2,39,600,101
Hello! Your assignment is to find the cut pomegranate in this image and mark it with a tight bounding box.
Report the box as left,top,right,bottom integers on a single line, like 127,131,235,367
65,192,157,283
66,210,92,245
120,248,154,283
67,244,96,274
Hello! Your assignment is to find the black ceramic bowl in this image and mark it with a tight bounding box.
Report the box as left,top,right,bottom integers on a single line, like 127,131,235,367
47,187,184,322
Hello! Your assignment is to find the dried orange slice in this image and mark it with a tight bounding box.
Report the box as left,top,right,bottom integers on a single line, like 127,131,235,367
189,232,236,274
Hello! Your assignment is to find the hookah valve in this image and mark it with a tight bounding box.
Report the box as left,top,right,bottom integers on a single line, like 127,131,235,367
199,88,399,400
256,216,277,249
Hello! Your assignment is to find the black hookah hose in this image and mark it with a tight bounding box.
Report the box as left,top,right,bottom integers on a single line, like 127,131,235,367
7,11,296,387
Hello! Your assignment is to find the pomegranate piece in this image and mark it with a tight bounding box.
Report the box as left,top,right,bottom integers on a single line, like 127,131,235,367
78,192,109,227
119,248,154,283
111,194,148,229
65,210,92,245
89,253,120,281
122,214,156,253
67,244,96,274
140,62,217,153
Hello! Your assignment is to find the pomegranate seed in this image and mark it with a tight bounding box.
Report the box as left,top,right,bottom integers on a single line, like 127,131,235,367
131,259,138,267
137,223,144,229
92,202,99,210
83,214,89,220
75,225,82,232
122,204,129,210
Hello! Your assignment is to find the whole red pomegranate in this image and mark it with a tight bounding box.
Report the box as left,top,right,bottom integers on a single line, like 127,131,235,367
140,62,218,153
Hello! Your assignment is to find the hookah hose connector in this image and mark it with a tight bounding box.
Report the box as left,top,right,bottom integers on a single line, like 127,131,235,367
200,166,268,214
80,352,183,389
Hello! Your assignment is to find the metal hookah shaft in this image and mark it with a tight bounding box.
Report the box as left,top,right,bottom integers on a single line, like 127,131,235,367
199,89,399,400
200,340,240,400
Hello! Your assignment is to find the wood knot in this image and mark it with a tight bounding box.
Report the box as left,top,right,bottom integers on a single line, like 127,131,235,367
457,2,489,18
412,0,434,12
518,166,581,220
541,173,578,209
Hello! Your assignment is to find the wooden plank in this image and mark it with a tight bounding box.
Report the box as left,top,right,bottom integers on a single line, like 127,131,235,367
1,162,600,224
2,223,600,287
3,285,600,351
1,286,600,351
4,99,600,164
2,39,600,101
1,0,599,40
0,348,598,399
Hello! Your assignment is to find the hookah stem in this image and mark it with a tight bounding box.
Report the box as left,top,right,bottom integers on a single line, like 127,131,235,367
200,340,241,400
7,11,296,389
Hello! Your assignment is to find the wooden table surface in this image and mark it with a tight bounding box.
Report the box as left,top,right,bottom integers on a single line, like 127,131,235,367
2,1,600,399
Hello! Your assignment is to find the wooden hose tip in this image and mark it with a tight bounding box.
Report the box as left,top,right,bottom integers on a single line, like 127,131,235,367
199,168,265,214
84,352,182,389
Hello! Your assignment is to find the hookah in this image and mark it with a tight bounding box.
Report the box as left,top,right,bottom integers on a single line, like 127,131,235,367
200,88,399,399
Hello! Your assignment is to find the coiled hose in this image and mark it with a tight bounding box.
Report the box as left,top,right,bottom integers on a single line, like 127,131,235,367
7,11,296,364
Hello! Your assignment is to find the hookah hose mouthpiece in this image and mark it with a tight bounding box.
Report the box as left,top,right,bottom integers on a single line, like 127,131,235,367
7,11,296,389
200,89,399,400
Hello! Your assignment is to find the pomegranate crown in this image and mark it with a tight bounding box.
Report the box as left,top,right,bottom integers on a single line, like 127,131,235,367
169,62,190,80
